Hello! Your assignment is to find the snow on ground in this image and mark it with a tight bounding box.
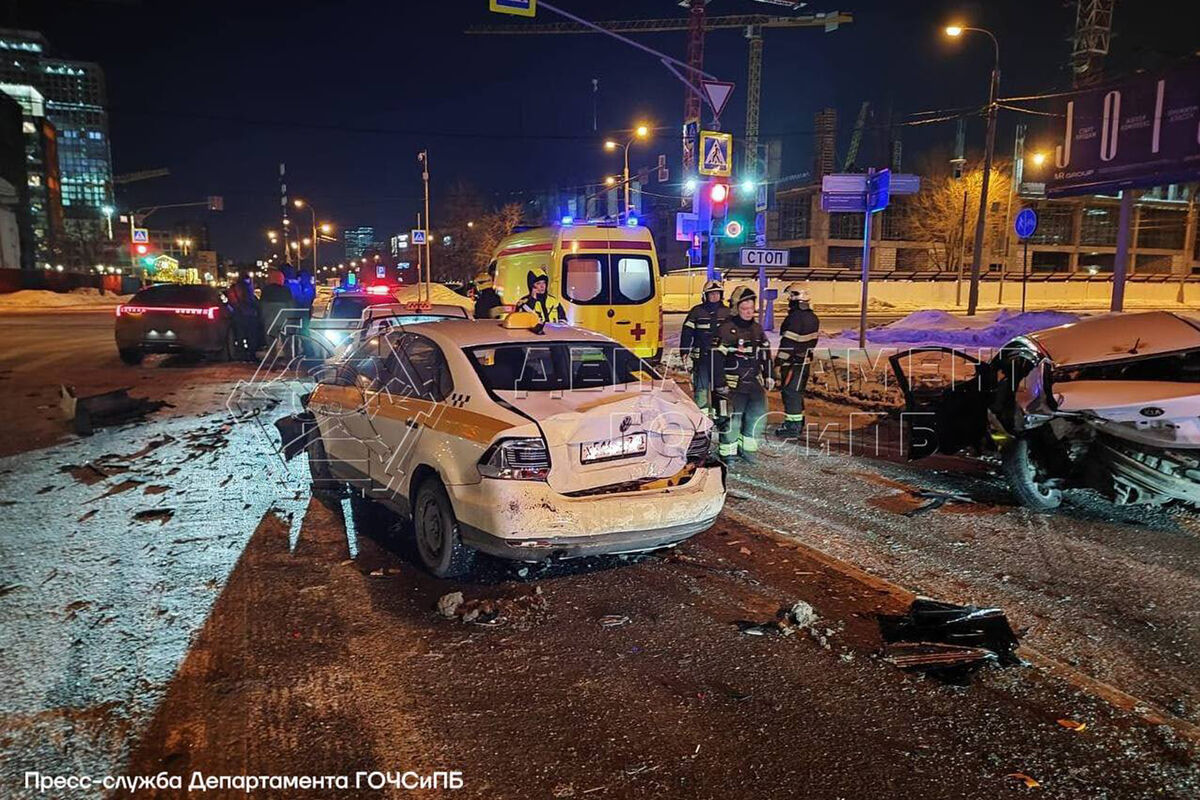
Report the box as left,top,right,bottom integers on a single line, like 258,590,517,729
831,308,1082,348
0,288,129,310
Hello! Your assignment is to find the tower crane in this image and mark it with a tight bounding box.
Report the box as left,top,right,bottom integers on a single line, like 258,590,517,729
468,5,851,176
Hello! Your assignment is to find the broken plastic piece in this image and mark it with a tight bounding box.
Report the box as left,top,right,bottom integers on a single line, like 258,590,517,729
877,596,1021,683
61,384,168,436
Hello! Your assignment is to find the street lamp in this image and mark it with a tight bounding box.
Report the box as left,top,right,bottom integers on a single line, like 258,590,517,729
944,22,1000,316
101,204,115,240
604,123,650,222
293,198,321,270
1031,151,1047,167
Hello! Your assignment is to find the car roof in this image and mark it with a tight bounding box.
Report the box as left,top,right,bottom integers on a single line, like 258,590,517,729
392,319,615,348
1021,311,1200,367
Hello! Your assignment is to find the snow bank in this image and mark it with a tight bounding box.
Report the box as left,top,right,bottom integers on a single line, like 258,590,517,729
0,288,129,309
836,308,1080,348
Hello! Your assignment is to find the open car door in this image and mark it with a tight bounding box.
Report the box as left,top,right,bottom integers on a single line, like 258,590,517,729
889,347,992,459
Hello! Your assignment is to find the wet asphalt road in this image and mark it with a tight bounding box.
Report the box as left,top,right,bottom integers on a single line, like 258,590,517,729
0,310,1197,799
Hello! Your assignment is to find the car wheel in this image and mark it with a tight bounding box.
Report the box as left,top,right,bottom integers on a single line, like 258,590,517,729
1002,437,1063,511
118,347,143,365
413,477,476,578
306,432,343,498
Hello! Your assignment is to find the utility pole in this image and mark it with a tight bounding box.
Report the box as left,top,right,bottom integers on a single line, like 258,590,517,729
968,49,1000,316
418,150,432,304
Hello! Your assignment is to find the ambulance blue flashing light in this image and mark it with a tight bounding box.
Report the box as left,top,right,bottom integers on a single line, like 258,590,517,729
561,215,574,225
626,215,639,227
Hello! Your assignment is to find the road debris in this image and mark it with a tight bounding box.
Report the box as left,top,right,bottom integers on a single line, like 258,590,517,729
599,614,631,628
878,597,1021,683
1005,772,1041,789
437,592,464,618
1056,718,1087,732
905,488,975,516
787,600,819,630
60,384,168,436
437,589,548,627
132,508,175,525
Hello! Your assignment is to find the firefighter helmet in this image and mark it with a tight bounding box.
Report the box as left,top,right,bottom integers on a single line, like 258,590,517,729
729,285,757,307
701,279,724,296
784,283,812,303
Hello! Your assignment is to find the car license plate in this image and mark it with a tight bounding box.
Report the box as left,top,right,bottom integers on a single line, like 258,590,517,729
580,432,647,464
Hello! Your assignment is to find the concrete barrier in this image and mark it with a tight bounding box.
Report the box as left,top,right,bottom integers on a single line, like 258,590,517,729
662,269,1198,312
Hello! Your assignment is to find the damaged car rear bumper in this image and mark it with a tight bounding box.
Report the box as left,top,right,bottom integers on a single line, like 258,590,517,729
449,465,725,560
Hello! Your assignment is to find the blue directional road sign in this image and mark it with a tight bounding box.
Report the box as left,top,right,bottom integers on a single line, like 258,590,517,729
821,192,867,213
866,169,891,213
1014,207,1039,239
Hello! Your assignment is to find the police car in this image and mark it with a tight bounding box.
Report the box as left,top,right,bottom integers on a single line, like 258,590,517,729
285,312,725,577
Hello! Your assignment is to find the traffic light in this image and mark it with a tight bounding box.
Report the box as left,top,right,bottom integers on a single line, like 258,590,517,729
723,219,744,240
708,179,730,221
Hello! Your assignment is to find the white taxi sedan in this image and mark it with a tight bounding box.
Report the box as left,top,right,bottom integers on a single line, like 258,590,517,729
291,312,726,577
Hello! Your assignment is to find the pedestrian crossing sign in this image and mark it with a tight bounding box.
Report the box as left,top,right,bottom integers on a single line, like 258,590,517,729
698,131,732,177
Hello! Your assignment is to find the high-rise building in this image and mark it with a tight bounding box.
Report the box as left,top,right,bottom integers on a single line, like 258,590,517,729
0,29,113,268
343,226,374,260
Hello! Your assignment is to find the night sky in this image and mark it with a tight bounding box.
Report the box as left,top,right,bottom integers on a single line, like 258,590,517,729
18,0,1200,260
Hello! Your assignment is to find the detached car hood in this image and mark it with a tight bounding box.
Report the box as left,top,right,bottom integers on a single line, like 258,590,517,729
496,380,709,494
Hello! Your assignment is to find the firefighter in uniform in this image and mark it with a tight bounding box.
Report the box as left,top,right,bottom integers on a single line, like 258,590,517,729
517,270,566,323
774,284,821,438
678,279,729,414
712,287,773,464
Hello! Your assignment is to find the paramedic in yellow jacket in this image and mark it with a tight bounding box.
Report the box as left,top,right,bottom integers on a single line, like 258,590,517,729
517,270,566,323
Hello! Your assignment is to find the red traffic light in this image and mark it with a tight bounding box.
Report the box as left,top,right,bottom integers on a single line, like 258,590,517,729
709,182,729,203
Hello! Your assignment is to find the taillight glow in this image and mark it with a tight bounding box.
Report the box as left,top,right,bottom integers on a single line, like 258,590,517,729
366,285,391,295
115,305,220,319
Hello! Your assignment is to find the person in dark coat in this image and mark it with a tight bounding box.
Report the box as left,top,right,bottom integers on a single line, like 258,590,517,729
259,267,294,344
774,284,820,438
474,271,504,320
712,287,773,465
679,279,729,416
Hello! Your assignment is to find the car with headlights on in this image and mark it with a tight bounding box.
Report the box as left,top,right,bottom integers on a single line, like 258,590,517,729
278,312,725,577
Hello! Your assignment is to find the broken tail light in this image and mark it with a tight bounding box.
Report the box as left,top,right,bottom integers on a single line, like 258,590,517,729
478,437,550,481
686,431,711,463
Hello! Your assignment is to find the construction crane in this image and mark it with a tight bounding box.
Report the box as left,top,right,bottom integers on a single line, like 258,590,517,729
468,6,852,177
841,101,869,172
1071,0,1114,87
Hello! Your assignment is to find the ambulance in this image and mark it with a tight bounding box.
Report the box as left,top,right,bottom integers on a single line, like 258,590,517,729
485,220,664,361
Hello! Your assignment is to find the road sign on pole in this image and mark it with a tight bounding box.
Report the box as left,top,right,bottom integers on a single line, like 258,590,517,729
698,131,732,177
131,228,149,244
700,80,735,120
739,248,789,267
1014,207,1038,239
411,229,427,245
489,0,536,17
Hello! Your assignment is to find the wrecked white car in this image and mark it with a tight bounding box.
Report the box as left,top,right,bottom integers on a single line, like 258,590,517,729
890,311,1200,511
280,312,725,577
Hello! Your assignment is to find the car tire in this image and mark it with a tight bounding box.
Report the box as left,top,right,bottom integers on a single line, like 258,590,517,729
118,347,143,365
413,476,476,578
306,433,343,498
1002,437,1063,511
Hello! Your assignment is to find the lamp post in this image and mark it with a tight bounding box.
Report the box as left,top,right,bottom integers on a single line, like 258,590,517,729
945,24,1000,316
604,124,649,222
101,205,114,240
418,150,432,303
293,199,321,270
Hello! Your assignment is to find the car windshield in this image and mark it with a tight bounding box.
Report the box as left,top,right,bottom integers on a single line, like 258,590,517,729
466,342,658,392
328,294,391,319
